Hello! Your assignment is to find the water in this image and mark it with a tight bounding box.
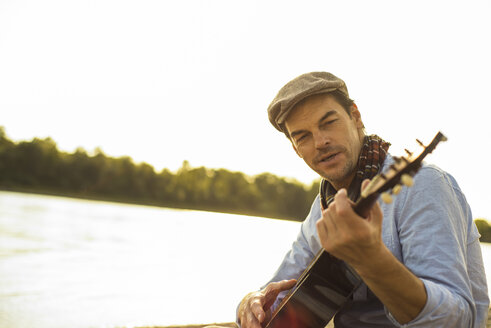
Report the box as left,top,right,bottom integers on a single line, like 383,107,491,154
0,191,489,328
0,191,301,328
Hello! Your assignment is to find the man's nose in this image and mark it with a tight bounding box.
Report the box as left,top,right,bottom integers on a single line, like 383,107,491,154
314,131,330,149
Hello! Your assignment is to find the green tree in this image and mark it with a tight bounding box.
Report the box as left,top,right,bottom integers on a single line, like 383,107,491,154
475,219,491,243
0,128,319,220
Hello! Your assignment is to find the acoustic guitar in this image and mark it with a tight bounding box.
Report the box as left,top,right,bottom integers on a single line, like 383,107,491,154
265,132,447,328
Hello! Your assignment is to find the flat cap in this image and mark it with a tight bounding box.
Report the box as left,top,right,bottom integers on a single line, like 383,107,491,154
267,72,349,132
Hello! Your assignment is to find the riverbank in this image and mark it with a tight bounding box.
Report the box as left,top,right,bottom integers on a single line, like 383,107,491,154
145,324,238,328
146,307,491,328
0,188,297,221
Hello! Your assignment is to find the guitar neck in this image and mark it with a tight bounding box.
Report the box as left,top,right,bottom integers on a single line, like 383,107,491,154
353,193,379,218
353,131,446,218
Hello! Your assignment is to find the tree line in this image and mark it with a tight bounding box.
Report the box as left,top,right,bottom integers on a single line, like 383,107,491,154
1,126,490,242
0,127,319,221
475,219,491,243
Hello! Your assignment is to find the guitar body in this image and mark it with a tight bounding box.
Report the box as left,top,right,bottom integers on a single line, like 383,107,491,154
266,251,361,328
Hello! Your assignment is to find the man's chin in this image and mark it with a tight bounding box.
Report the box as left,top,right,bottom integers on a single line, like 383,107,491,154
314,166,355,189
314,165,340,180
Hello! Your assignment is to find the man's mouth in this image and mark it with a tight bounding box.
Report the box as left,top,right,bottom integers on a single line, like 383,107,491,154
317,152,340,164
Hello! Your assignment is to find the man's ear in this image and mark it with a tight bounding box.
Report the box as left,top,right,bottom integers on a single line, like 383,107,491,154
350,103,365,129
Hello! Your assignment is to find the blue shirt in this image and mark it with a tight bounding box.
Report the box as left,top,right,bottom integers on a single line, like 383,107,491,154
262,156,489,327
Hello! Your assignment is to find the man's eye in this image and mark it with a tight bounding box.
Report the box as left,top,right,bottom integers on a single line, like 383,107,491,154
322,119,337,127
296,135,307,143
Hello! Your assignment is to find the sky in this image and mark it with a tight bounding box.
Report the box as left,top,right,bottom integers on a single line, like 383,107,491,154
0,0,490,220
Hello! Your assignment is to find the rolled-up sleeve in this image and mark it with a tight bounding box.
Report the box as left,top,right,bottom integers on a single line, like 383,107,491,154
384,165,488,327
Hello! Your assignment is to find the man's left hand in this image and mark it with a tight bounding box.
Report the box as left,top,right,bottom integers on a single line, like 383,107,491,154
316,179,385,270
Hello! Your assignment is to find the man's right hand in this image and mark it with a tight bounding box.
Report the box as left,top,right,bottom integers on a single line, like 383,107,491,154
237,279,296,328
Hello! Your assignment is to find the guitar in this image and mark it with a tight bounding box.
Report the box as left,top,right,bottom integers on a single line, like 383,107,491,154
264,132,447,328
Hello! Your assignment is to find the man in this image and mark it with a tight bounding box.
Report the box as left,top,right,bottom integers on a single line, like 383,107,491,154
234,72,489,328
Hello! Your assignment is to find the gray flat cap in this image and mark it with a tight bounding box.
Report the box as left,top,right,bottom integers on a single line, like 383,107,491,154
267,72,349,132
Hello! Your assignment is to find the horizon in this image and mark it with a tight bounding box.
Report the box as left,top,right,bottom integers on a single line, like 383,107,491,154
1,126,490,223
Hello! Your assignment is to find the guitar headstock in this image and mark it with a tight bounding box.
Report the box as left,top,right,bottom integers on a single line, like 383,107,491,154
354,131,447,218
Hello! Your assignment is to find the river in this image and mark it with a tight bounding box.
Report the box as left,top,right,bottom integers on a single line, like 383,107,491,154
0,191,489,328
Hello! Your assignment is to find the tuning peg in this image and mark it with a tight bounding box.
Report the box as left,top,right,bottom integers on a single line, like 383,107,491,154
405,149,413,157
416,139,425,147
401,174,414,187
381,192,393,204
392,184,402,195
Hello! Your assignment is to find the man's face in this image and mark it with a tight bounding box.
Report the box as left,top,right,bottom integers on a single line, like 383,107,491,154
285,93,365,190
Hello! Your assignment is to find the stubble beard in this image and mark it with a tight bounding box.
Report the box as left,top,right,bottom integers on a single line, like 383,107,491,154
314,147,358,189
327,159,356,188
